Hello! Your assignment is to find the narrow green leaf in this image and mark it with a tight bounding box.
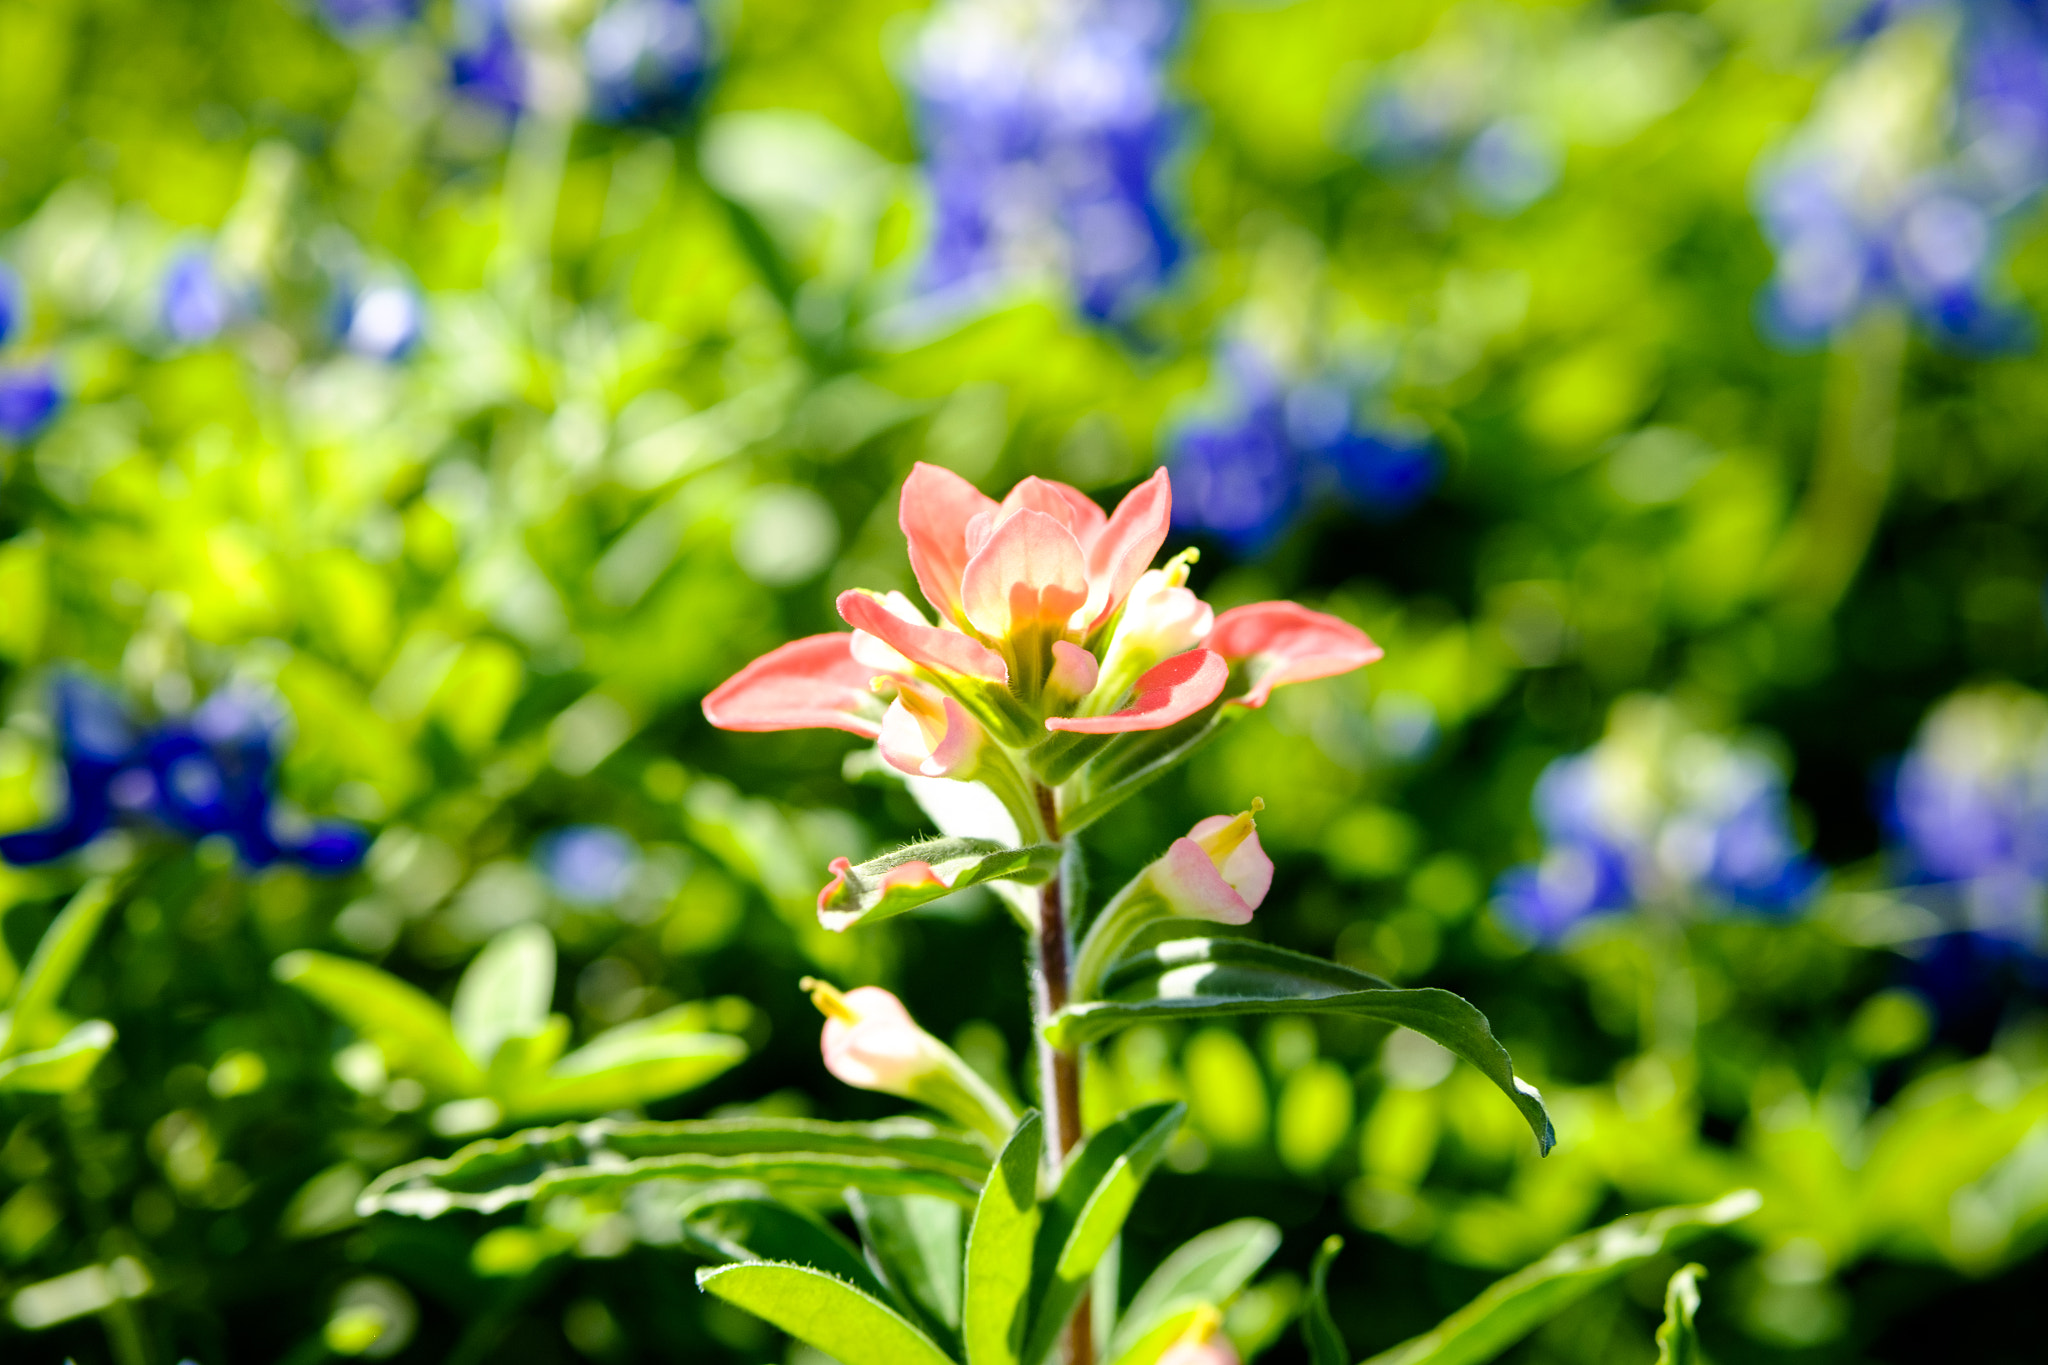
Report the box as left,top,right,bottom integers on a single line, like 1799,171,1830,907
452,924,556,1068
509,1030,747,1119
1363,1192,1761,1365
680,1196,890,1303
1111,1218,1281,1358
0,1019,115,1093
1655,1265,1705,1365
357,1116,992,1218
1021,1103,1185,1365
273,951,483,1097
964,1112,1043,1365
696,1261,959,1365
1105,1308,1206,1365
4,878,117,1057
819,838,1060,932
848,1190,965,1346
1304,1236,1347,1365
1052,939,1555,1156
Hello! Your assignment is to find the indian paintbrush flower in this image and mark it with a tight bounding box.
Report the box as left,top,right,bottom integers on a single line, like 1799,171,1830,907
1155,1308,1240,1365
801,978,1017,1144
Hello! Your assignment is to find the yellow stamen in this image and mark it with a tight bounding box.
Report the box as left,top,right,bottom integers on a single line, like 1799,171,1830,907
1193,798,1264,865
1161,546,1200,589
1181,1305,1224,1344
801,977,861,1025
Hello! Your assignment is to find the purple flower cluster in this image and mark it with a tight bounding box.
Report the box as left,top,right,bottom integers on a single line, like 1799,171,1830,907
534,825,642,905
1757,0,2048,348
0,677,369,873
585,0,714,125
1168,347,1438,554
1493,699,1820,945
161,250,242,345
0,263,61,443
339,282,425,361
906,0,1185,323
316,0,420,33
449,0,528,117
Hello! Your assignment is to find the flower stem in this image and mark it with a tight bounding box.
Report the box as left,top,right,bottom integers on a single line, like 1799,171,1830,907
1029,783,1092,1365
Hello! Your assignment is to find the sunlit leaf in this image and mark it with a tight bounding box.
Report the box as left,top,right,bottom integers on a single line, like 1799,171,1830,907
4,878,117,1057
849,1190,965,1347
1110,1217,1281,1358
452,924,556,1068
680,1196,890,1303
695,1261,958,1365
1303,1235,1346,1365
964,1112,1043,1365
0,1019,115,1093
512,1030,747,1119
1655,1264,1705,1365
273,951,482,1098
818,838,1059,932
1050,939,1554,1155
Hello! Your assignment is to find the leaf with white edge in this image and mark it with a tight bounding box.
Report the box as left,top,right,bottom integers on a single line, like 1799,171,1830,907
1363,1192,1761,1365
1053,939,1555,1156
357,1116,992,1218
696,1261,958,1365
1303,1236,1347,1365
849,1190,965,1346
818,838,1059,932
453,924,556,1068
510,1030,747,1119
0,1019,115,1093
1021,1103,1185,1365
1110,1217,1281,1358
679,1196,890,1303
1655,1264,1705,1365
273,951,483,1097
964,1112,1043,1365
4,878,117,1056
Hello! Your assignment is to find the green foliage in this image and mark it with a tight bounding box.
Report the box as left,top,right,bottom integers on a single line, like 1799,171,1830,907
964,1111,1044,1365
818,837,1061,931
1656,1265,1706,1365
696,1261,958,1365
0,879,116,1094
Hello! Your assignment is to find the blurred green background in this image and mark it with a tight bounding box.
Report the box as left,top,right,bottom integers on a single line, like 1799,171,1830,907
3,0,2048,1360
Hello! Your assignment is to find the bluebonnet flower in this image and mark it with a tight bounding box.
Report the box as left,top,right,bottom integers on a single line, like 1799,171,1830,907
161,251,241,345
1493,696,1821,945
0,677,369,872
450,0,527,117
0,364,61,443
0,264,20,347
1169,347,1440,555
585,0,713,124
534,825,642,906
906,0,1185,324
317,0,419,33
340,283,424,361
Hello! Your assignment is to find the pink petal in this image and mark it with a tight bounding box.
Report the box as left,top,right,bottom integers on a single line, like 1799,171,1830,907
1048,640,1100,700
820,985,939,1091
839,590,1010,683
900,463,999,629
1151,837,1257,925
877,691,983,778
1044,648,1227,734
1188,814,1273,908
1082,468,1172,629
959,508,1091,640
817,858,953,916
1209,602,1384,709
998,476,1109,549
702,633,886,738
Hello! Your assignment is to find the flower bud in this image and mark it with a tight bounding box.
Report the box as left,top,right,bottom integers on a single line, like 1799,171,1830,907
878,680,987,779
802,979,1017,1144
1156,1308,1240,1365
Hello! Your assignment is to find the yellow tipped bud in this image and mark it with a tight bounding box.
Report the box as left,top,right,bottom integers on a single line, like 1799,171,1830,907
1192,799,1263,864
801,977,862,1025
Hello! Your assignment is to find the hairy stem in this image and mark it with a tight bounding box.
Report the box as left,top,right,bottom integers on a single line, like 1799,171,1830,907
1028,783,1092,1365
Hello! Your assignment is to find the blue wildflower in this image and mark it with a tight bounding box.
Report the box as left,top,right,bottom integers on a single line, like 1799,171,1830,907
534,825,642,906
1493,696,1821,945
585,0,713,125
340,283,424,361
317,0,419,33
450,0,527,117
0,264,20,347
0,364,61,443
161,251,240,345
907,0,1185,323
0,677,369,873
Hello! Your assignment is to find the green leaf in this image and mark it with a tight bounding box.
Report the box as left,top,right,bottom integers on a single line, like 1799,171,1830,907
1105,1308,1207,1365
680,1196,891,1303
1021,1103,1185,1365
1303,1236,1347,1365
273,951,483,1098
0,1019,116,1093
1111,1217,1281,1358
452,924,556,1068
1655,1264,1705,1365
509,1029,747,1119
1363,1192,1761,1365
848,1191,965,1345
3,878,117,1058
819,838,1060,932
1052,939,1555,1156
964,1112,1043,1365
696,1261,959,1365
357,1116,992,1217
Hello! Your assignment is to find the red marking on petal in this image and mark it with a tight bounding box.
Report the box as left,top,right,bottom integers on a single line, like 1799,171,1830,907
1209,601,1384,708
1044,648,1227,734
838,590,1009,682
1084,467,1172,629
900,463,999,629
880,860,951,893
704,634,885,738
817,856,857,912
960,508,1090,640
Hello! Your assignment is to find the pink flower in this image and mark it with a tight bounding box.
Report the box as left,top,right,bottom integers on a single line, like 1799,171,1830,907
1210,601,1385,710
801,978,1016,1142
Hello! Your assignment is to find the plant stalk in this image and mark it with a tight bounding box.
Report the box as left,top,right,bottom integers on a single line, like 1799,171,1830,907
1029,783,1092,1365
